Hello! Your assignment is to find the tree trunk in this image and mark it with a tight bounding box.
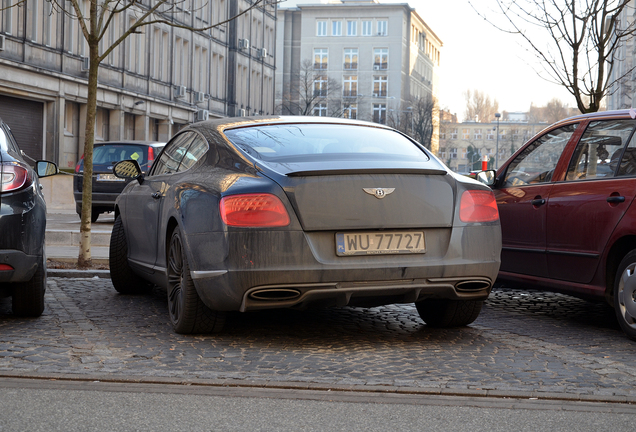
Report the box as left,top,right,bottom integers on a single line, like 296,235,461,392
78,43,99,268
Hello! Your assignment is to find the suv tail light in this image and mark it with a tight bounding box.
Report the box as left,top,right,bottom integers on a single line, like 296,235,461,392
75,154,84,174
0,264,14,271
147,147,155,168
1,162,32,193
220,194,290,227
459,190,499,223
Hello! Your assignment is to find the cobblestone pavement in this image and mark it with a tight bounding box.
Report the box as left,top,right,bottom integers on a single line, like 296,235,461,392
1,277,636,400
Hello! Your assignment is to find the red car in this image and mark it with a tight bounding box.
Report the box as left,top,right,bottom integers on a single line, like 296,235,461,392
479,109,636,340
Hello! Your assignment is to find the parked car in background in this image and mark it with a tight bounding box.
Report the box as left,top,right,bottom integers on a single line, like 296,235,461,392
109,116,501,334
74,141,165,222
0,117,58,316
478,109,636,341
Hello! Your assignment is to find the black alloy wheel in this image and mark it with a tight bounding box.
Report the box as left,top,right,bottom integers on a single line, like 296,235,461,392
415,299,483,328
109,215,152,294
167,226,225,334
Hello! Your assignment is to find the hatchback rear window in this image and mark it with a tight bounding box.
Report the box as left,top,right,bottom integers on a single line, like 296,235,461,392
93,145,148,165
223,124,430,163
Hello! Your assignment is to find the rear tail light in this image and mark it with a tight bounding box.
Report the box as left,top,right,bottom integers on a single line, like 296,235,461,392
0,264,14,271
147,146,155,168
75,154,84,174
220,194,291,227
459,189,499,223
1,162,32,193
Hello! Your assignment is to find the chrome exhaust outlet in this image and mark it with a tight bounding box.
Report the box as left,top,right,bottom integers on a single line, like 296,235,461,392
249,288,302,301
455,280,491,292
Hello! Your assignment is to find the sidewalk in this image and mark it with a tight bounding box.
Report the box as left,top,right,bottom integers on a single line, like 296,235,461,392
46,211,114,264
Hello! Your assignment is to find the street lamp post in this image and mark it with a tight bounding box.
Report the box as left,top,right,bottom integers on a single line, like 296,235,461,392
495,112,501,169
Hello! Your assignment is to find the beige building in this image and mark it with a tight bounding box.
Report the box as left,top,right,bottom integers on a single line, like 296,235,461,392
275,0,441,150
439,120,549,172
0,1,276,170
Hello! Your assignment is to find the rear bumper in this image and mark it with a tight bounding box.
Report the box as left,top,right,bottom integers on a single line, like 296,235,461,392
0,250,39,283
184,224,501,312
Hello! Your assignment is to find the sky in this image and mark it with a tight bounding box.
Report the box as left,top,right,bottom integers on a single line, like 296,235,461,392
280,0,575,120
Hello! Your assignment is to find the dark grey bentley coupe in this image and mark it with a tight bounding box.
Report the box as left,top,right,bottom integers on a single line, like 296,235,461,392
109,116,501,334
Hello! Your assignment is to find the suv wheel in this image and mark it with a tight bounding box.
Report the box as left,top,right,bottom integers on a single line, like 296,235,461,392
12,254,46,317
109,215,151,294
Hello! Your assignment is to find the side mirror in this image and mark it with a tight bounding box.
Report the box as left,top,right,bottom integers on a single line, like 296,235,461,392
476,169,497,187
35,161,59,178
113,159,143,182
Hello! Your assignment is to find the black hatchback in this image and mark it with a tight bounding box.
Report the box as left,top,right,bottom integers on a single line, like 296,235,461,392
0,117,58,316
74,141,165,222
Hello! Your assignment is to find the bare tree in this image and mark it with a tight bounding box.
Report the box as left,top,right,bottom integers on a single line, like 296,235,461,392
463,90,499,122
33,0,278,267
278,59,342,116
386,96,437,149
471,0,636,113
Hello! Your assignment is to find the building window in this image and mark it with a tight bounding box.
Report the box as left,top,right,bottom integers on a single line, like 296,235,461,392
314,48,328,70
474,129,482,140
343,103,357,119
372,76,388,97
462,128,470,140
344,48,358,70
373,48,388,70
332,21,342,36
314,76,328,97
317,20,327,36
313,103,327,117
450,148,458,158
450,128,458,139
487,132,494,140
347,20,357,36
343,75,357,97
377,20,388,36
373,104,386,124
362,20,372,36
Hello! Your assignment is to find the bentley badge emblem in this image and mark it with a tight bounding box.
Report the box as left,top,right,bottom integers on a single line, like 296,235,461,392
363,188,395,199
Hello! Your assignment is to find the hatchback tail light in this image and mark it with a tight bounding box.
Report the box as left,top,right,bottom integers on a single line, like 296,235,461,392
147,147,155,168
75,154,84,174
0,264,14,271
1,162,32,193
220,194,291,227
459,190,499,223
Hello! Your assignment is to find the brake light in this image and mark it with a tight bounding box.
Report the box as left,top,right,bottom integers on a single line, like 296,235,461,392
147,147,155,167
0,264,14,271
220,194,290,227
75,154,84,174
1,163,32,193
459,190,499,223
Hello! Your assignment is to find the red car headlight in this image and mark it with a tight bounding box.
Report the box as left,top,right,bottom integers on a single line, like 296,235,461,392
220,193,291,227
459,189,499,223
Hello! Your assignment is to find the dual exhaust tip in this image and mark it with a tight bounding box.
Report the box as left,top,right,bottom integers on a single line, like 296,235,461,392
248,280,490,302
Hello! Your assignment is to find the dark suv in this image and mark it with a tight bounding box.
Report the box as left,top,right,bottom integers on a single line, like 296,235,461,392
0,117,58,316
74,141,165,222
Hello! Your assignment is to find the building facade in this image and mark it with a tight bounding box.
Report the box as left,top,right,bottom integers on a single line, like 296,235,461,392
439,120,548,172
275,0,441,150
607,0,636,110
0,0,276,170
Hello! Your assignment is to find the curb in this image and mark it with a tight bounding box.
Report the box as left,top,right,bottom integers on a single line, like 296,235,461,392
1,371,635,406
48,269,111,279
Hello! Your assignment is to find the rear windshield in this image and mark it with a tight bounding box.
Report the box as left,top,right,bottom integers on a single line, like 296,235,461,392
223,124,430,163
93,144,148,165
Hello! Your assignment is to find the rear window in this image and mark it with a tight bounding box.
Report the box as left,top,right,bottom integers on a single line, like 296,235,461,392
223,124,430,163
93,144,148,165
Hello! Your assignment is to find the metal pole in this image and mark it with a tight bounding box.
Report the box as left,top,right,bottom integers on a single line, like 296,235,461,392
495,112,501,169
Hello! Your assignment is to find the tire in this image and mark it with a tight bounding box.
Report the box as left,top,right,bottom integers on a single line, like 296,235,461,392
91,209,100,223
415,299,483,328
167,226,225,334
12,254,46,317
109,215,151,294
614,250,636,341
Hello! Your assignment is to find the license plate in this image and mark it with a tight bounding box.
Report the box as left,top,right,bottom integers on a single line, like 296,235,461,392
336,231,425,256
96,174,125,182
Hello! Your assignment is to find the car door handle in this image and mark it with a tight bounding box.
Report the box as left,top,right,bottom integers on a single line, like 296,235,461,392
151,192,161,199
531,198,546,206
607,196,626,204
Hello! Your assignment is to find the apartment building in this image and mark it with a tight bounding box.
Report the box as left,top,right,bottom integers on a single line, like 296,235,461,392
275,0,441,149
439,120,548,172
0,0,276,170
